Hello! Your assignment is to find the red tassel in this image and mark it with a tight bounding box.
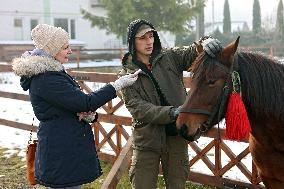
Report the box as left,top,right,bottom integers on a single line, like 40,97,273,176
225,93,251,141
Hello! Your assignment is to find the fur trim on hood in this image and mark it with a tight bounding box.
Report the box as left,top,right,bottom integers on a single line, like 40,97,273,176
12,56,64,78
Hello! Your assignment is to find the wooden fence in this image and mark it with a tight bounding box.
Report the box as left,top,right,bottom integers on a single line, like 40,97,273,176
0,64,265,189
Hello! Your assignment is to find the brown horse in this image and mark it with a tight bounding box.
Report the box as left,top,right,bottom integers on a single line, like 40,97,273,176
176,37,284,189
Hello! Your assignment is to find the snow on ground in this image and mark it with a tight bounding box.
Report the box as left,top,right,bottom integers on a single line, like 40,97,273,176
0,61,257,184
65,59,121,68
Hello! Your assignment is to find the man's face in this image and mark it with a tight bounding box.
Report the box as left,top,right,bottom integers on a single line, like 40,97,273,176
134,31,154,58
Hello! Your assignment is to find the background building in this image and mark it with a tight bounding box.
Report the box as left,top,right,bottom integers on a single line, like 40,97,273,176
0,0,123,49
0,0,175,50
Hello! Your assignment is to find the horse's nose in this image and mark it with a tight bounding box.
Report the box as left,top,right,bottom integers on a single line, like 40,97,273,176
178,123,201,142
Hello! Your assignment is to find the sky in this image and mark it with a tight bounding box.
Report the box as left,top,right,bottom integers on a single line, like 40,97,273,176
204,0,280,31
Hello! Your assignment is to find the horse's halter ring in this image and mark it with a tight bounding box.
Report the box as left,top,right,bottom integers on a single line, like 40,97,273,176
178,55,238,142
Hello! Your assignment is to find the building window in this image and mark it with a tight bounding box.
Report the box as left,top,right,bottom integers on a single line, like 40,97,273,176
30,19,38,31
54,18,76,39
70,19,76,39
14,18,23,40
14,18,23,27
54,18,69,32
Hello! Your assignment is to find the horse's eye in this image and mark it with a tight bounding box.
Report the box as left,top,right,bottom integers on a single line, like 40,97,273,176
207,79,216,86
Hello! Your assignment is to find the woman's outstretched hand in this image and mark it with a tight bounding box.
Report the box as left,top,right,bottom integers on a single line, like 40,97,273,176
112,69,142,91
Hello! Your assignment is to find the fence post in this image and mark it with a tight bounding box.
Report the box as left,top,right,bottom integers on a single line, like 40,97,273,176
269,46,274,57
120,48,124,60
116,124,122,155
76,49,80,68
101,135,133,189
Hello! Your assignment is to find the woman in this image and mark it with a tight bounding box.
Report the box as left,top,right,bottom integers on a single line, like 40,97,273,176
12,24,139,189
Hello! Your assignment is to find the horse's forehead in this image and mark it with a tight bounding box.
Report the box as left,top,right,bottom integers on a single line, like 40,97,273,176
192,57,214,74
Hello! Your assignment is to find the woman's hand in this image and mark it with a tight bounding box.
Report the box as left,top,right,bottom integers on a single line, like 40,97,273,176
77,111,98,123
112,69,142,91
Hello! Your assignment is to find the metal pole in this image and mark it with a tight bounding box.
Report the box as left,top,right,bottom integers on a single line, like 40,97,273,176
76,49,80,68
212,0,215,33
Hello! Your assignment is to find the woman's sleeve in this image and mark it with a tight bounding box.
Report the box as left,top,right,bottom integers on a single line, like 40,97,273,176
32,73,117,113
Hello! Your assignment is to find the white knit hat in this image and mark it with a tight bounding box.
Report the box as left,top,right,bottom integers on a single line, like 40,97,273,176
31,24,70,56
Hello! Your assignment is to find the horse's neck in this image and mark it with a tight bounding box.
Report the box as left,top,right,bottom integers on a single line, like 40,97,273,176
238,52,284,122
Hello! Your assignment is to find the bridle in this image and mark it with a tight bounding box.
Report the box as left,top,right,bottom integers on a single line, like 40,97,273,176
178,55,238,141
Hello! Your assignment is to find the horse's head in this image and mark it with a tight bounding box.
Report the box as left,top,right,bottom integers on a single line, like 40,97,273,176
176,37,240,141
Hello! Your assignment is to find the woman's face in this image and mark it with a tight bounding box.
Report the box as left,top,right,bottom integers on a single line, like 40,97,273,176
54,43,72,64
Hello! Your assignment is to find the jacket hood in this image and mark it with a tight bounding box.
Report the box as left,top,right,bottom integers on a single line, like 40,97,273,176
127,19,162,61
12,56,64,91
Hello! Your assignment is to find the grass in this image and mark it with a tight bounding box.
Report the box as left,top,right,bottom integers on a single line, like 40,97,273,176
0,148,44,189
82,161,218,189
0,148,218,189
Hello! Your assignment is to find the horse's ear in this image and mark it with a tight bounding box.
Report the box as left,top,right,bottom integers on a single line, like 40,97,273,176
220,36,240,66
194,41,203,54
223,36,240,56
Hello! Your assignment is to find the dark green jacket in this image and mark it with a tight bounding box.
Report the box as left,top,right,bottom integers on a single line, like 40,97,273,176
120,46,197,151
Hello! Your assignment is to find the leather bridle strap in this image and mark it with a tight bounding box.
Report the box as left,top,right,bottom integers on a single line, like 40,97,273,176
179,59,231,118
178,108,211,116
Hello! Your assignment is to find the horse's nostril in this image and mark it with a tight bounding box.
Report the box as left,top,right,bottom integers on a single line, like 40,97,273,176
179,124,191,141
179,123,202,142
180,124,188,134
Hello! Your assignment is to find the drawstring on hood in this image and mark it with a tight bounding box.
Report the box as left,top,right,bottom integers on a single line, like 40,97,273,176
125,19,162,65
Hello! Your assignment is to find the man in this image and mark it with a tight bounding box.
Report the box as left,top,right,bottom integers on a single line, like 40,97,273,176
119,19,222,189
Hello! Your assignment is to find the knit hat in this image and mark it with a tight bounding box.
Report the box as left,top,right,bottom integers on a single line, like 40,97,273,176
31,24,70,56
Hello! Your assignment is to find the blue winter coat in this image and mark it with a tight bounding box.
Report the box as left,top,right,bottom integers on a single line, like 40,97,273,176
12,55,117,187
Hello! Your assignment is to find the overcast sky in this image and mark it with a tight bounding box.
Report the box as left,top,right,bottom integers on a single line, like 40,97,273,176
204,0,280,29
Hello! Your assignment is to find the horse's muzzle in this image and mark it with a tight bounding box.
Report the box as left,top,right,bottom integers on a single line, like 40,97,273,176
179,124,202,142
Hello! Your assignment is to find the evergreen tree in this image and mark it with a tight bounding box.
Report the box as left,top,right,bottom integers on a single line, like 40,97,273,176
223,0,231,34
253,0,261,33
81,0,205,38
276,0,284,40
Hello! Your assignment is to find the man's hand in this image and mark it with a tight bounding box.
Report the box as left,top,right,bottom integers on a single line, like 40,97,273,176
199,36,223,57
170,107,181,120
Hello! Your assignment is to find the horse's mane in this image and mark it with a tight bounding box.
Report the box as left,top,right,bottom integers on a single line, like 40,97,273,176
190,51,284,121
237,51,284,121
